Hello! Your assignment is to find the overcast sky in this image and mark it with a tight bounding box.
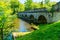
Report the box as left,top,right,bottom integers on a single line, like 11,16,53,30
19,0,60,4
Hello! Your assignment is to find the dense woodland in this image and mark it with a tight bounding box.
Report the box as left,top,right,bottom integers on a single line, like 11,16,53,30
0,0,58,40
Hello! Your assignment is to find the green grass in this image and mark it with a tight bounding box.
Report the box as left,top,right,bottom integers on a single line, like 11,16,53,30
16,21,60,40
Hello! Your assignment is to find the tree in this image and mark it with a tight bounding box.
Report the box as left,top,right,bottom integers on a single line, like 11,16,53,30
25,0,33,10
18,4,25,12
45,2,56,11
10,0,19,15
0,1,17,40
31,2,40,9
45,0,50,4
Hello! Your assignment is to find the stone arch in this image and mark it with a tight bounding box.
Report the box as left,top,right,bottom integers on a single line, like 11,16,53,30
25,15,27,18
22,14,24,17
29,15,34,20
38,15,47,24
29,15,35,23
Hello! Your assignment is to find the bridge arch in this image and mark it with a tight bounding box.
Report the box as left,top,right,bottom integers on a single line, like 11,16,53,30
22,14,24,17
29,15,34,20
25,15,27,18
38,15,47,24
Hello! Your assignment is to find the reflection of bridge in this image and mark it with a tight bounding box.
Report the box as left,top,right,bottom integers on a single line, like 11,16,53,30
18,8,52,24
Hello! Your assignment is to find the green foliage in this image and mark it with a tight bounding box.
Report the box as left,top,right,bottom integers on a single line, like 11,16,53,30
45,0,50,4
25,0,33,10
10,0,19,14
45,2,56,11
0,1,18,40
18,4,25,12
24,0,56,11
0,2,12,28
31,2,40,9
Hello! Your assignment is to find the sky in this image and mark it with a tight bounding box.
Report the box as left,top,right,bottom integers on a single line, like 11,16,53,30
19,0,60,4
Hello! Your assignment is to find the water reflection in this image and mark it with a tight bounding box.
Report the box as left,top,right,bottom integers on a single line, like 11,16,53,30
19,19,28,32
19,19,33,31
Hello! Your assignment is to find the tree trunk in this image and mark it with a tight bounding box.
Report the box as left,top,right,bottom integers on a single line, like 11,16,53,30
1,28,3,40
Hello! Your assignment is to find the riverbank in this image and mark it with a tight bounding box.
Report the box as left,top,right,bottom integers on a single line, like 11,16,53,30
3,18,20,40
11,18,39,39
16,21,60,40
12,18,20,31
4,18,39,40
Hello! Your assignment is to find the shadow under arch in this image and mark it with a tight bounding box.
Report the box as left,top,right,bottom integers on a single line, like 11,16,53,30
22,14,24,17
25,15,27,18
29,15,34,20
29,15,35,23
38,15,47,24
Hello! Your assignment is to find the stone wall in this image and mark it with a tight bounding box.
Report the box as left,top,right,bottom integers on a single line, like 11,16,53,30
52,12,60,22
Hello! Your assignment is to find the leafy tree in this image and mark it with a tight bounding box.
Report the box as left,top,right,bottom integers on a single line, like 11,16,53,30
31,2,40,9
18,4,25,12
0,1,17,40
25,0,33,10
45,2,56,11
10,0,19,14
45,0,50,4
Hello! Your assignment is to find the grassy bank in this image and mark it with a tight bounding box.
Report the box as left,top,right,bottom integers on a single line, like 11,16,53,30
16,21,60,40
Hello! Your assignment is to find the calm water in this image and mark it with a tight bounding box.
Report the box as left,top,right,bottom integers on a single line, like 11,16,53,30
19,19,28,32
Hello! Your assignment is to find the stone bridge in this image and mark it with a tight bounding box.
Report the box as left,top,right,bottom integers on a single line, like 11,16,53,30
18,8,53,24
